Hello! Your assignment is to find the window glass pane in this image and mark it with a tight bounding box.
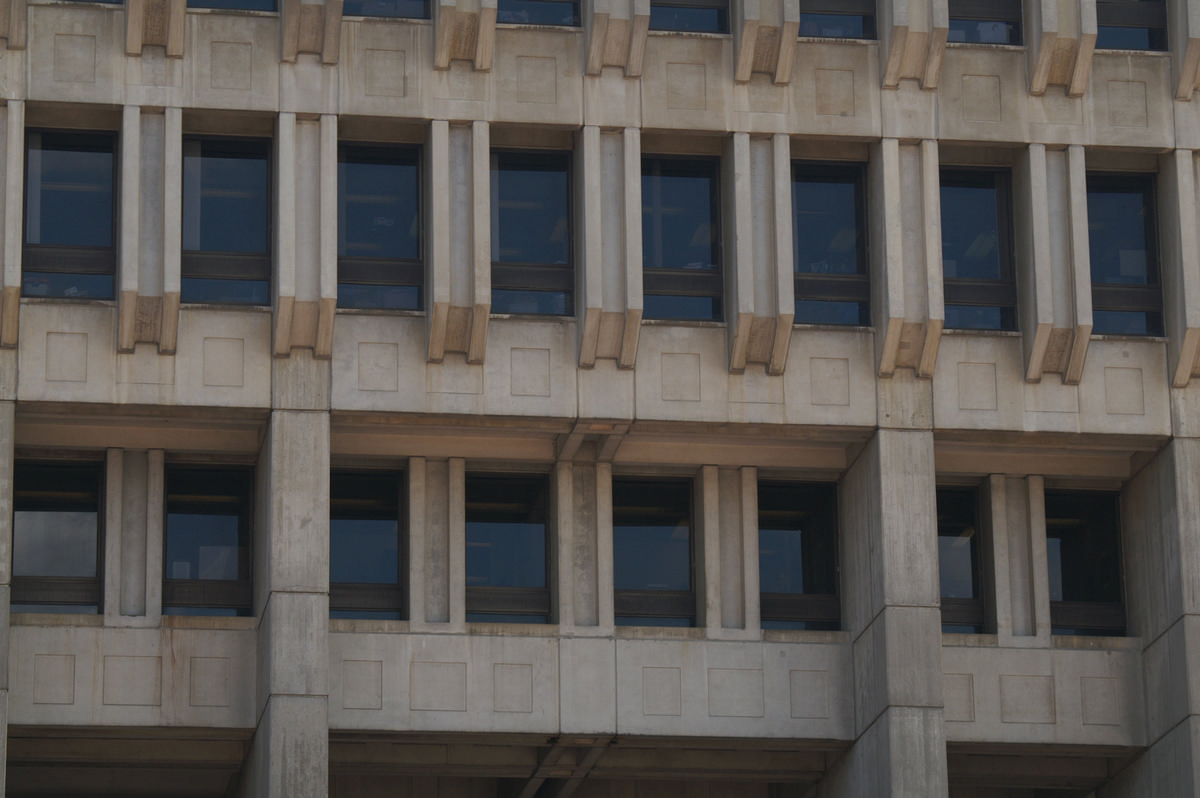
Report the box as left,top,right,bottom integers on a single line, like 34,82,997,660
187,0,277,9
492,288,570,315
642,160,718,271
15,511,97,578
1044,492,1122,604
941,181,1003,281
338,284,421,311
165,469,250,584
1097,25,1165,50
1093,309,1159,336
343,0,428,16
641,294,721,322
794,299,867,326
794,176,861,277
331,473,400,585
22,272,113,300
649,3,727,32
799,13,872,38
936,489,979,600
339,152,419,261
498,0,578,25
26,132,113,248
1087,186,1151,286
613,480,692,592
181,277,270,305
948,19,1020,44
492,155,570,266
615,615,692,627
183,140,269,254
945,304,1011,331
465,476,548,589
757,483,837,596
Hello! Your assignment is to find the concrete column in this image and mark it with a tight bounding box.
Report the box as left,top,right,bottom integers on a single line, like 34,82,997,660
819,428,947,798
696,465,758,638
1100,439,1200,796
241,408,330,798
409,456,464,628
985,475,1050,643
0,398,13,796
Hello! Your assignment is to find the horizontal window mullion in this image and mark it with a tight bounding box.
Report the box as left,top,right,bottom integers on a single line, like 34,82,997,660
331,583,404,613
163,579,251,609
644,268,723,297
23,245,116,275
1092,284,1162,313
1050,601,1126,633
794,274,870,302
940,597,985,627
1096,1,1166,27
338,257,423,287
944,279,1018,307
491,261,575,292
614,589,696,618
950,0,1021,22
652,0,727,10
182,252,271,282
12,576,100,606
760,592,840,623
466,585,551,615
804,0,873,15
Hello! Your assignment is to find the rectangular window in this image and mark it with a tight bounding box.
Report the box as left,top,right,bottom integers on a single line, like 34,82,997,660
613,478,695,627
1096,0,1166,50
338,145,422,311
164,467,253,617
940,169,1017,331
498,0,579,25
642,157,722,322
343,0,428,17
23,131,116,300
182,137,271,305
649,0,728,33
491,151,573,316
799,0,875,38
793,163,869,325
1045,491,1125,636
465,475,551,623
187,0,277,10
948,0,1022,44
13,462,103,614
1087,174,1162,336
331,471,405,619
937,487,984,633
758,482,840,630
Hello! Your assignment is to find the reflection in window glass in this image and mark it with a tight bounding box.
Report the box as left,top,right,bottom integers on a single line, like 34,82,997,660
1044,491,1125,636
649,2,727,32
948,19,1020,44
13,463,102,613
498,0,578,25
642,158,722,321
941,170,1016,331
339,146,421,310
331,472,403,620
758,482,839,631
165,467,252,617
465,475,549,623
613,479,694,627
1087,175,1162,336
343,0,428,17
793,165,868,325
1096,0,1167,52
1097,26,1164,50
937,488,983,633
23,132,115,300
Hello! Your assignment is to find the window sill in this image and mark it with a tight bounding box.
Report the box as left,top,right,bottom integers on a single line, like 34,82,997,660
466,621,561,637
941,327,1022,338
945,41,1024,51
179,302,271,313
1052,633,1140,650
1090,332,1167,343
21,296,116,307
331,617,409,634
615,625,705,640
761,628,849,644
185,7,279,17
797,35,876,44
641,317,725,329
1094,47,1170,56
490,312,575,323
343,15,432,23
336,306,425,318
793,321,873,333
162,614,257,630
647,29,730,39
940,632,998,647
496,22,582,30
11,612,103,627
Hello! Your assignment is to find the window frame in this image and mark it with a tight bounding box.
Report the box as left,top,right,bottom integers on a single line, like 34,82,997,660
12,461,105,613
1044,490,1126,636
792,161,870,326
641,155,724,322
329,470,406,618
649,0,729,33
162,466,254,616
342,0,430,18
337,143,423,311
490,149,574,317
22,130,118,300
186,0,278,11
799,0,876,39
936,486,986,633
1096,0,1167,50
464,473,553,623
940,167,1018,332
612,477,697,627
947,0,1022,45
496,0,580,26
757,481,841,630
1086,172,1163,337
181,136,272,306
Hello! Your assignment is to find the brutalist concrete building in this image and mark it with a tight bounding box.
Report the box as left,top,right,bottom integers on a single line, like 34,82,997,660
4,0,1200,795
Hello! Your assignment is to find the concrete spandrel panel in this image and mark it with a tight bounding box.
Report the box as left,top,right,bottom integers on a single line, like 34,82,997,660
339,21,426,118
641,36,731,131
428,60,491,121
483,320,579,417
577,359,635,421
937,47,1029,143
634,325,729,422
27,6,122,105
33,653,76,706
492,29,584,126
941,643,1144,747
174,308,272,408
17,303,117,404
581,64,643,129
1088,54,1173,149
784,41,881,138
1077,338,1169,436
102,655,162,707
328,632,560,733
931,334,1024,431
331,314,428,413
1028,88,1087,146
782,328,876,427
188,15,281,111
616,638,852,739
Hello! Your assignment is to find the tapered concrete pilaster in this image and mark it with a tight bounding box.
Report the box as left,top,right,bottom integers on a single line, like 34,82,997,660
409,457,464,628
556,461,612,632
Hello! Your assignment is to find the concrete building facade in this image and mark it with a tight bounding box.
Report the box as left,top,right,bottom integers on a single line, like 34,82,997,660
1,0,1200,795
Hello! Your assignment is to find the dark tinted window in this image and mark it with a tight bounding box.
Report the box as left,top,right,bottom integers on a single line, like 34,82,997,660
465,475,550,623
937,488,984,633
650,0,727,32
164,467,253,617
491,151,572,315
613,478,695,627
23,131,116,300
338,145,422,311
1096,0,1166,50
330,472,404,619
1087,174,1162,336
799,0,875,38
758,482,839,631
1045,491,1125,636
642,157,722,321
941,169,1016,331
793,163,868,325
948,0,1022,44
187,0,276,10
182,138,271,305
498,0,578,25
13,462,103,613
343,0,428,17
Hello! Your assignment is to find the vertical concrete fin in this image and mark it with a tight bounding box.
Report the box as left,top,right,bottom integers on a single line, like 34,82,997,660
1174,0,1200,99
1064,144,1091,384
553,462,576,627
0,101,22,348
408,457,427,625
626,0,649,77
619,127,642,369
103,449,124,624
322,0,342,64
698,465,721,632
918,139,942,378
447,457,466,625
875,138,904,376
468,121,490,364
596,462,614,628
427,120,450,362
165,0,185,57
769,133,793,375
1028,0,1058,95
146,449,163,622
476,0,497,69
774,0,800,84
922,0,949,88
274,112,298,358
727,132,754,372
740,467,760,631
315,114,337,359
118,105,141,354
985,475,1013,638
580,125,603,368
160,107,182,355
1026,475,1053,638
1018,143,1055,381
126,0,146,56
1161,150,1200,387
433,0,456,69
733,0,760,83
1069,0,1096,97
